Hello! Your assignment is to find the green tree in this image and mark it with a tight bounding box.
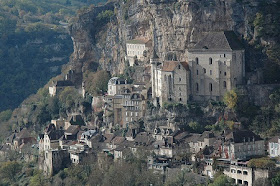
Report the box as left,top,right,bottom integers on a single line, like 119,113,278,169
29,170,46,186
223,89,238,110
272,172,280,186
0,161,22,182
0,109,12,121
188,121,203,133
209,174,233,186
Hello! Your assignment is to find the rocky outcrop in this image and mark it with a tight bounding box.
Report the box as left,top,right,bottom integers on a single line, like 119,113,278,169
69,0,274,78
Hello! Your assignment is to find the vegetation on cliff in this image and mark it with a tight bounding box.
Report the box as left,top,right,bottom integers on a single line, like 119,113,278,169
0,0,107,112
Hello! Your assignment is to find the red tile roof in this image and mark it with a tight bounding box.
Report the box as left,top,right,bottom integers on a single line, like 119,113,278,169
162,61,189,72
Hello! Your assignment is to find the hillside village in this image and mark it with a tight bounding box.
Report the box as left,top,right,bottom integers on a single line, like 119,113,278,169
1,29,280,186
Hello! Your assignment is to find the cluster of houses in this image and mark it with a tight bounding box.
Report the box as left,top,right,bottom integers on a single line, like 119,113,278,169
16,116,277,186
0,30,279,185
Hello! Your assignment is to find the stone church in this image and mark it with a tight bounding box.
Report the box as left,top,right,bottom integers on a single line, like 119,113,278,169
151,31,245,106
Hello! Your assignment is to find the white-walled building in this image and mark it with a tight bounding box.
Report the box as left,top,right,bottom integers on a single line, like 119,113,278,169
268,136,280,158
107,77,128,96
126,39,152,66
187,31,245,101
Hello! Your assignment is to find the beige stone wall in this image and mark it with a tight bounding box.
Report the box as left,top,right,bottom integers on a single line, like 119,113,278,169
224,165,253,186
230,140,265,160
188,50,245,101
126,43,147,60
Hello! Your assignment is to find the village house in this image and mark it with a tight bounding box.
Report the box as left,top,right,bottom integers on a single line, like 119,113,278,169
5,128,36,151
40,124,64,153
224,160,272,186
147,156,169,174
187,31,245,101
126,39,152,66
220,129,265,160
268,136,280,158
105,78,147,128
48,69,75,97
43,149,70,176
68,143,91,164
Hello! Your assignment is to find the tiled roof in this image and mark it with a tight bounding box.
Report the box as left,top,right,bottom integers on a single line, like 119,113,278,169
55,80,74,87
112,136,125,145
134,132,154,145
127,39,151,45
225,129,262,143
65,125,80,135
269,136,279,143
162,61,189,72
48,130,64,140
104,133,115,143
174,131,189,141
16,128,31,139
190,31,244,51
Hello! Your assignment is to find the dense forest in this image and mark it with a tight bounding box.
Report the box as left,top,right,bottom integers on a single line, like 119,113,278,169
0,0,107,112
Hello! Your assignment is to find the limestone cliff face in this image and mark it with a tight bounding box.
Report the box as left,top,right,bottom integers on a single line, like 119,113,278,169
69,0,271,77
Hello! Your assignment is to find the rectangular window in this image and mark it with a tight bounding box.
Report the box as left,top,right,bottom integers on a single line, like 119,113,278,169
210,70,212,75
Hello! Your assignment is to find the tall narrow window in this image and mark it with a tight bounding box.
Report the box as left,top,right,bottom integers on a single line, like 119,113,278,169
209,58,213,65
223,81,227,88
197,70,199,75
210,70,212,75
196,83,199,92
178,65,181,69
179,77,181,82
209,83,213,92
203,68,206,74
195,57,199,65
224,72,227,76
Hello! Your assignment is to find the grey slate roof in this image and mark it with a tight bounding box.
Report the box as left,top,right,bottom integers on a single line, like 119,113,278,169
190,31,244,51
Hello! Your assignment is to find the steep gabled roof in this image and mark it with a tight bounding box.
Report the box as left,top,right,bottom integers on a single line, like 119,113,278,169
225,129,262,143
17,128,30,138
190,31,244,51
162,61,189,72
65,125,80,135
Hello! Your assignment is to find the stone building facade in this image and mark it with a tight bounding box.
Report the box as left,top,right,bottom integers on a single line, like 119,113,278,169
105,81,147,128
220,130,265,160
187,31,245,101
151,52,190,106
126,39,152,66
151,31,245,105
107,77,128,96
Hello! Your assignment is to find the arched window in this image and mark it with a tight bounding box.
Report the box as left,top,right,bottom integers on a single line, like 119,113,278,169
209,57,213,65
179,77,181,82
224,72,227,76
195,57,199,65
178,65,181,69
223,81,227,88
196,83,199,92
179,98,182,101
196,70,199,75
209,83,213,92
